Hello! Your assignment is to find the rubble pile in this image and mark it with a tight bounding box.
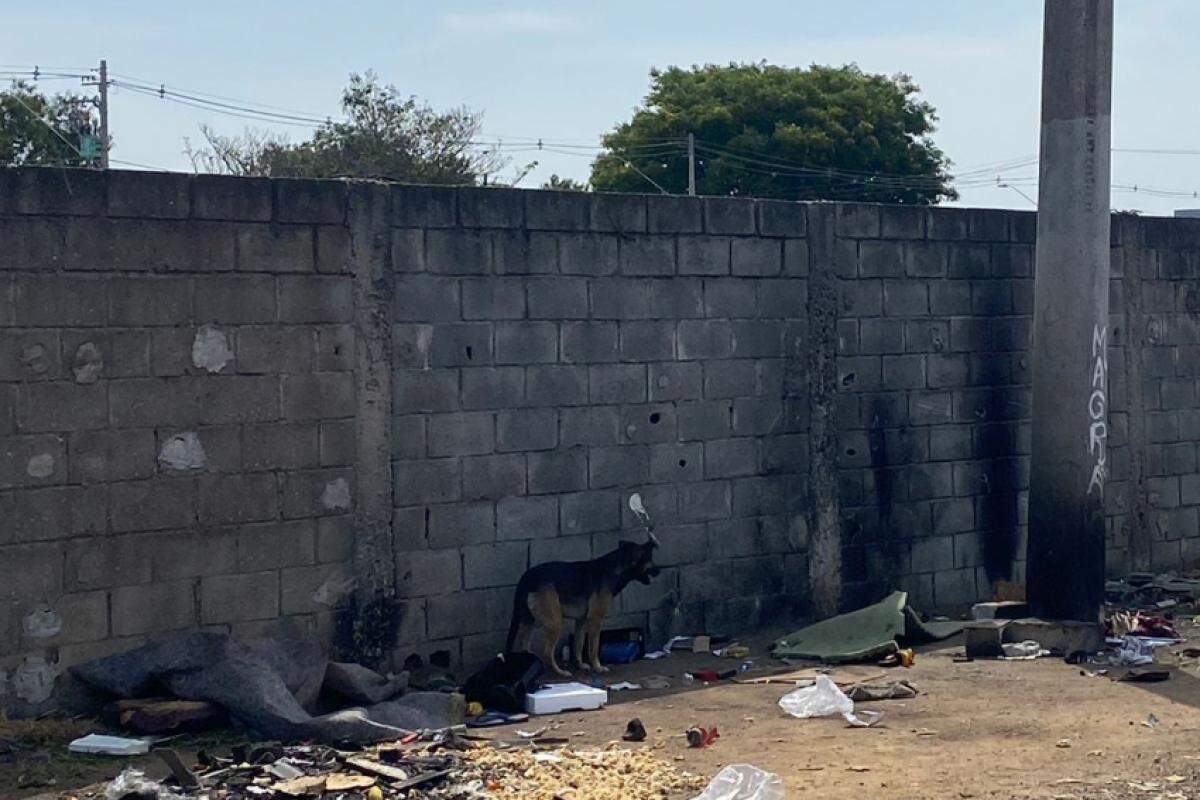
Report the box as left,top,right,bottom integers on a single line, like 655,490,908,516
68,733,704,800
456,745,706,800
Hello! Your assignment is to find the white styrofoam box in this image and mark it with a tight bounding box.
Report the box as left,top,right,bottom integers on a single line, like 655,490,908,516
525,682,608,715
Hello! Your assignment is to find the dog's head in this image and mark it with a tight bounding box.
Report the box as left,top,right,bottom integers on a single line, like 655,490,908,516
616,539,661,586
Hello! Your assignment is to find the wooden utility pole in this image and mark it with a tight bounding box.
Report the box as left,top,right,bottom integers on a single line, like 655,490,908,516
1025,0,1113,622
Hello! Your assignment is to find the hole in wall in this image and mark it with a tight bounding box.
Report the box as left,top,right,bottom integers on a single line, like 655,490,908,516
465,345,474,360
403,654,424,671
678,459,687,468
649,413,661,424
430,650,452,669
841,372,857,387
845,447,858,457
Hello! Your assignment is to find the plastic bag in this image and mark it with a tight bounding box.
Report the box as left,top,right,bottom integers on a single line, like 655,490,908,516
778,675,882,727
778,674,853,718
691,764,786,800
1000,640,1049,660
105,768,184,800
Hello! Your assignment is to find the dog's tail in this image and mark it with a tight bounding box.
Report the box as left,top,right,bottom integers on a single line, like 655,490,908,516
505,584,527,653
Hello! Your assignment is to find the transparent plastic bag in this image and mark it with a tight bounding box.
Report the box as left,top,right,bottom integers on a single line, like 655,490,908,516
778,674,882,727
778,674,853,718
691,764,786,800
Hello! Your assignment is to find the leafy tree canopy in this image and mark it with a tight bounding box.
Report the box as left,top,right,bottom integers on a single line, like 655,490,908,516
188,72,506,184
1,81,101,167
590,62,955,204
542,174,588,191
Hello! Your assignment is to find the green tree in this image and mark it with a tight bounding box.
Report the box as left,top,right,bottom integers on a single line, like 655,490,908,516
188,72,505,184
542,174,588,191
1,81,101,167
591,63,955,204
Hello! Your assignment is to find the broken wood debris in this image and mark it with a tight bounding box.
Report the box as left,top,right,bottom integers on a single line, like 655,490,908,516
71,729,704,800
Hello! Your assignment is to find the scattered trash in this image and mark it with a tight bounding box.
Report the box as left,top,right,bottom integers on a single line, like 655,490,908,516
72,631,461,744
525,682,608,714
713,645,750,659
515,727,548,739
103,768,183,800
1056,739,1071,748
847,765,871,772
1143,714,1161,728
686,726,720,748
267,760,305,780
778,674,883,727
623,718,647,742
642,675,672,690
69,733,152,756
878,648,916,668
464,651,545,715
773,591,962,663
1118,669,1171,683
609,681,643,691
689,764,785,800
686,668,738,683
739,667,886,687
846,679,919,702
1000,640,1050,660
154,748,200,789
467,711,530,727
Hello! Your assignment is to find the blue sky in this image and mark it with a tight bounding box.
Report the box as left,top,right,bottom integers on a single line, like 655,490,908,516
4,1,1199,214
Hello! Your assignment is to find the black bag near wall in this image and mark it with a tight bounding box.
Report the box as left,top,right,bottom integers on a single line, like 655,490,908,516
462,652,545,714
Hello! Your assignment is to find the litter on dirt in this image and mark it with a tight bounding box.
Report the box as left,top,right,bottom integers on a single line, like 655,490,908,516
772,591,962,663
68,733,151,756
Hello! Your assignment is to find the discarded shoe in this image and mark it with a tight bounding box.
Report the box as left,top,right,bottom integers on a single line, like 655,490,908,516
622,718,647,742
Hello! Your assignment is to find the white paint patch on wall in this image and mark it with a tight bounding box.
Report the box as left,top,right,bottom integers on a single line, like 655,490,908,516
72,341,104,384
321,477,352,511
312,572,356,607
158,432,207,472
20,343,48,374
12,655,58,704
22,607,63,638
192,325,234,373
26,453,55,479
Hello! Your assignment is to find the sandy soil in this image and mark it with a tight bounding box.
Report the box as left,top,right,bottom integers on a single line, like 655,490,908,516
7,631,1200,799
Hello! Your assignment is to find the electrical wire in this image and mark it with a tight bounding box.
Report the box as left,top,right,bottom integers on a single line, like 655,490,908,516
6,90,89,162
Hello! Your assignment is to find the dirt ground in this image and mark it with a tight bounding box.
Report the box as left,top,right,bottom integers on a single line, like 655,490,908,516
7,630,1200,799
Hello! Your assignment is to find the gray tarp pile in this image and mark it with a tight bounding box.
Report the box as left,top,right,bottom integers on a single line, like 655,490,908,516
70,632,463,744
771,591,963,663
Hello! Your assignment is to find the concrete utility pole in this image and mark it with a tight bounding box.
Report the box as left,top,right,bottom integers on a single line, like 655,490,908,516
1025,0,1113,622
98,59,109,169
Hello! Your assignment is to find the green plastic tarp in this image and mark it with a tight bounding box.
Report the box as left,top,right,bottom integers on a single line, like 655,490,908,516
771,591,964,663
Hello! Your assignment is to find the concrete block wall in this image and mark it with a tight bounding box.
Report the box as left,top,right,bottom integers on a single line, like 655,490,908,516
832,205,1039,609
5,166,1200,711
0,169,357,710
387,188,811,667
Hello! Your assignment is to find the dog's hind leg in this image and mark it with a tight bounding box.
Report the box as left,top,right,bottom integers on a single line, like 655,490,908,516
529,587,571,677
585,594,613,673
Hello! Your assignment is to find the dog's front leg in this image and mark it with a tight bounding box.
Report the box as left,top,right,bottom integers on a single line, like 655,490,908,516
572,618,589,672
586,618,609,673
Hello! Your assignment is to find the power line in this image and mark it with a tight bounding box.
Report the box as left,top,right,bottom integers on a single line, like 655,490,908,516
6,90,87,161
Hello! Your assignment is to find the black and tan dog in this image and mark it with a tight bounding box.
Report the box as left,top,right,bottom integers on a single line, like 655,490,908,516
504,535,660,676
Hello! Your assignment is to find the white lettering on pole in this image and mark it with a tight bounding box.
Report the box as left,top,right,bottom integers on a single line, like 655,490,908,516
1087,324,1107,496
